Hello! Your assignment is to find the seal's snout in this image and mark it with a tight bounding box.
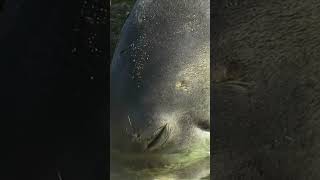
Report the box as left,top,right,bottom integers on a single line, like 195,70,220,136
125,115,169,152
110,106,173,153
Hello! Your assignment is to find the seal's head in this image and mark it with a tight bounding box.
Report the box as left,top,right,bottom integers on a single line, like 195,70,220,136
110,0,210,178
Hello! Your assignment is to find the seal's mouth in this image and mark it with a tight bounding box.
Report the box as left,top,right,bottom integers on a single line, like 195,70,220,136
145,124,168,151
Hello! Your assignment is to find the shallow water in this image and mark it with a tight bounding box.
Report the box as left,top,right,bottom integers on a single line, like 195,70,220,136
110,157,210,180
110,128,210,179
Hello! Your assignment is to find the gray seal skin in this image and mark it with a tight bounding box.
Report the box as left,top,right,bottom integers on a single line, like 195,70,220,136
213,0,320,179
110,0,210,179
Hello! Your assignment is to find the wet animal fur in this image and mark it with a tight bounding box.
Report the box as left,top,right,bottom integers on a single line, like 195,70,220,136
213,0,320,179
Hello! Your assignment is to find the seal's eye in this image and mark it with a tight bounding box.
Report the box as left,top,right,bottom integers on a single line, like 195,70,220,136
196,120,210,132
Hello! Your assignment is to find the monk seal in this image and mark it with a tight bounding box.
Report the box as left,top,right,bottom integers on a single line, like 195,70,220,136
110,0,210,179
213,0,320,179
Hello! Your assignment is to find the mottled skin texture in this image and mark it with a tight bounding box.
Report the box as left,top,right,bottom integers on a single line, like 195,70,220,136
213,0,320,179
110,0,210,179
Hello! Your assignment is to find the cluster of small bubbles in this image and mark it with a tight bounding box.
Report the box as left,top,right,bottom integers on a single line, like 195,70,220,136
80,0,108,25
129,34,151,88
72,0,108,58
134,0,157,26
69,0,108,82
87,32,102,55
137,13,147,24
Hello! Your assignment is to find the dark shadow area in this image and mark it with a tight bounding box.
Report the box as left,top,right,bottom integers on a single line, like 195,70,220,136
0,0,109,179
0,0,5,11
